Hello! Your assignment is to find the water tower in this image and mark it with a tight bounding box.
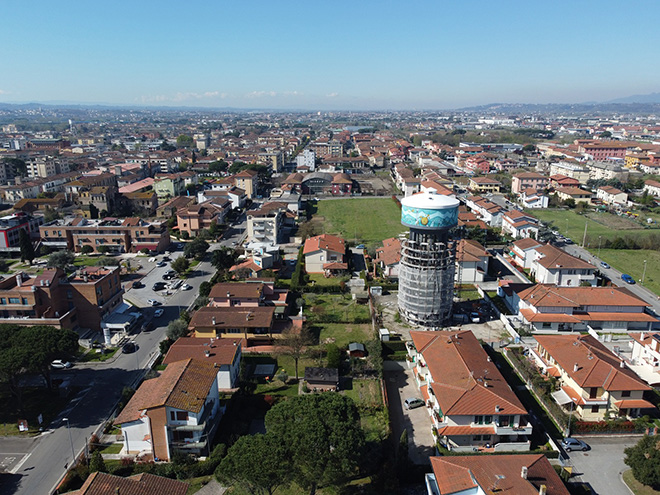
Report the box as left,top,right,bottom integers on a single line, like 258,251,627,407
397,189,459,328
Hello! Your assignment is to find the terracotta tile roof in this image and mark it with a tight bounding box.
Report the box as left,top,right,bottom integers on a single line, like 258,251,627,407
533,243,594,270
163,337,241,367
470,176,501,185
513,172,547,179
556,186,591,197
518,284,649,308
614,399,655,409
430,454,570,495
229,259,263,274
376,237,401,266
189,306,275,329
303,234,346,255
513,238,543,251
598,185,624,195
411,331,526,416
209,282,264,299
70,471,189,495
535,334,651,392
435,425,495,436
322,262,348,270
456,239,490,263
114,359,218,424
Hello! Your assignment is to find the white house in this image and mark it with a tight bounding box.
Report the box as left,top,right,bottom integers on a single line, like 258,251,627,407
596,186,628,206
628,332,660,387
303,234,346,274
501,210,539,239
530,243,597,287
510,238,543,270
455,239,490,283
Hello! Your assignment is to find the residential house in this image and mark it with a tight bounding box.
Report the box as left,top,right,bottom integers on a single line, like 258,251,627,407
153,173,186,200
628,332,660,387
409,330,532,452
455,239,490,284
425,455,570,495
520,188,549,209
643,179,660,198
375,237,401,279
303,234,347,274
40,217,170,254
549,174,580,189
596,186,628,207
156,196,196,218
512,172,548,195
69,472,189,495
468,177,501,194
587,161,629,182
163,337,242,389
246,201,288,245
304,367,339,391
509,238,543,270
114,359,221,460
177,200,229,238
549,162,590,184
233,169,258,199
188,306,276,343
331,173,355,195
530,243,596,287
501,210,539,239
208,280,289,313
505,284,658,333
0,212,43,252
555,187,592,204
122,191,158,216
532,334,653,420
464,196,504,227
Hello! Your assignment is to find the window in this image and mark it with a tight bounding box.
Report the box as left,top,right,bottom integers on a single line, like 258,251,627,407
589,387,598,399
621,390,631,398
474,415,483,425
9,298,20,304
591,405,599,413
22,298,28,305
484,415,492,424
0,298,5,305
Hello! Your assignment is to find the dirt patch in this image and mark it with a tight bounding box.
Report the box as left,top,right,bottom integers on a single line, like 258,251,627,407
586,212,643,230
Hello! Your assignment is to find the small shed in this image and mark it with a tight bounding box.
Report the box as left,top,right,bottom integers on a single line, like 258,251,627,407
304,367,339,391
379,328,390,342
348,342,366,358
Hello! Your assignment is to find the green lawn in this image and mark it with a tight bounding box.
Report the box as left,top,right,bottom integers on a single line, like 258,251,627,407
78,348,118,363
622,469,660,495
99,443,123,454
315,198,404,247
307,273,347,287
187,475,215,494
316,323,373,348
304,293,371,325
599,249,660,296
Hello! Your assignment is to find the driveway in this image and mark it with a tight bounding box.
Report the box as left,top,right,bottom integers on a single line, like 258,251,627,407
384,362,435,465
566,435,639,495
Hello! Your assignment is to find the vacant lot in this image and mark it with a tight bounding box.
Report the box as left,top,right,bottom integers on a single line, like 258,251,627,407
315,198,404,247
599,248,660,295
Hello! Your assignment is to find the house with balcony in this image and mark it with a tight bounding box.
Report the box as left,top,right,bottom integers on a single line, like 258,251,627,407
208,280,288,311
555,186,592,204
468,176,501,194
114,358,221,461
163,338,242,390
375,237,401,279
188,306,276,344
501,210,539,239
409,330,532,452
425,454,570,495
508,284,658,333
530,243,596,287
455,239,490,283
176,200,230,238
233,169,258,199
511,172,549,195
303,234,347,274
628,332,660,387
596,186,628,207
520,188,549,209
532,334,653,421
464,196,504,227
509,238,543,269
246,201,287,245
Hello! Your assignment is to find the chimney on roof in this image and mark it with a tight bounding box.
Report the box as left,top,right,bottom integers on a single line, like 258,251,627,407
16,272,22,287
204,350,210,358
212,317,216,325
227,291,231,298
521,466,528,480
539,485,547,495
495,405,501,412
574,362,579,372
620,360,625,369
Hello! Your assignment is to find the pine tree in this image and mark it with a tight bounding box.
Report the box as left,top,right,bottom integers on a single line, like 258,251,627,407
18,229,35,264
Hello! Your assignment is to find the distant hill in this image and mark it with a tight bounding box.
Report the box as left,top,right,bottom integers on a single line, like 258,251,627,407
457,102,660,115
607,92,660,104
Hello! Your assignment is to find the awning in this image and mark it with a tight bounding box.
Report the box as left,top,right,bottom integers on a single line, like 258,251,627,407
551,389,573,406
614,399,656,410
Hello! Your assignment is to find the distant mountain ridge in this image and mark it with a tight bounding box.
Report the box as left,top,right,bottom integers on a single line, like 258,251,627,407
607,92,660,104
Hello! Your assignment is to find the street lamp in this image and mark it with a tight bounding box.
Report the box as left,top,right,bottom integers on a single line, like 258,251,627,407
63,417,75,464
597,236,602,258
566,399,578,438
642,260,648,285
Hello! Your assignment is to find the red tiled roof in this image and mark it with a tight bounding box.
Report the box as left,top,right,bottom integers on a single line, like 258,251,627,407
614,399,656,409
162,337,241,367
71,472,189,495
303,234,345,255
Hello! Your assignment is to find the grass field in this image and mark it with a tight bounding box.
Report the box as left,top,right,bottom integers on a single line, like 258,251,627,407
316,323,374,348
315,198,404,247
622,469,660,495
598,249,660,296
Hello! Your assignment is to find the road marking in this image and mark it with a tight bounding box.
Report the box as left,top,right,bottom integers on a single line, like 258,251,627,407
9,452,31,474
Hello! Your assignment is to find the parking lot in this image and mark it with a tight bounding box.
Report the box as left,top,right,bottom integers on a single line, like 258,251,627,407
384,362,436,465
565,436,639,495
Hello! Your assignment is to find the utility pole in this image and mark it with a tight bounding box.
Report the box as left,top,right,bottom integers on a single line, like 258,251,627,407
642,260,648,285
581,220,588,248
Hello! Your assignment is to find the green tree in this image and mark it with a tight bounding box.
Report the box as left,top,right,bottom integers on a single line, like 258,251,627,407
265,394,366,495
184,237,209,260
18,229,35,264
291,245,306,290
80,245,94,255
199,281,212,297
48,250,75,269
171,256,190,275
208,222,223,239
211,247,237,271
176,134,194,148
89,449,107,473
208,160,228,173
96,245,111,254
215,434,290,495
624,435,660,489
599,131,613,139
167,319,189,341
325,343,341,369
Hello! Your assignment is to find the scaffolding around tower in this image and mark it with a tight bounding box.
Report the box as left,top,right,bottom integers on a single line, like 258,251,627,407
397,189,459,328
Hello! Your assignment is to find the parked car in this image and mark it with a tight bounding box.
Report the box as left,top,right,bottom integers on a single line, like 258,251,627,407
561,438,589,452
51,359,72,369
403,398,425,410
152,282,166,291
182,283,192,290
155,261,166,267
600,261,610,269
147,299,162,306
621,273,636,284
154,309,164,318
131,281,144,289
470,312,481,323
162,256,171,262
122,342,137,354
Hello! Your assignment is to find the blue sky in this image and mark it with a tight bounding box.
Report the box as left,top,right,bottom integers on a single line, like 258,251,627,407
1,0,658,110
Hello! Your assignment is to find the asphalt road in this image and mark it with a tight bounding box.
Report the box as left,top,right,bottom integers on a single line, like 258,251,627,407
1,228,244,494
